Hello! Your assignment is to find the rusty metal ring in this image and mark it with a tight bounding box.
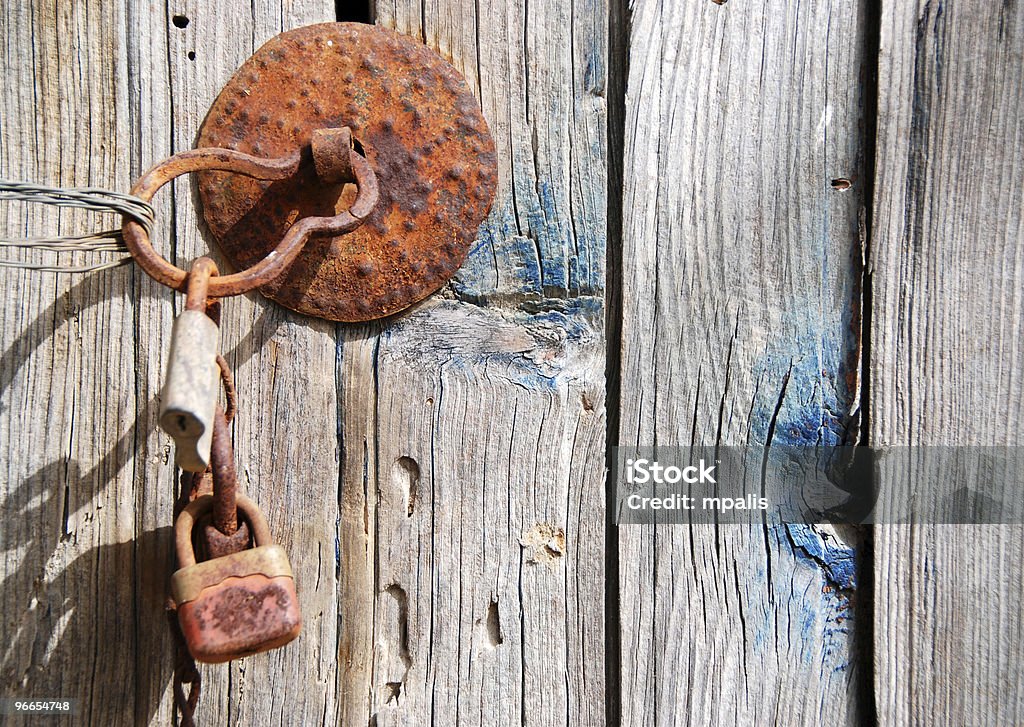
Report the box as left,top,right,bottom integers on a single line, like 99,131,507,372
184,257,219,311
123,135,378,297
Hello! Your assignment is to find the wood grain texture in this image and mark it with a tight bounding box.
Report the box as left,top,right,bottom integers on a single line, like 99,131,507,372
334,1,608,725
1,1,338,724
156,5,344,725
0,3,150,724
871,1,1024,724
617,1,869,724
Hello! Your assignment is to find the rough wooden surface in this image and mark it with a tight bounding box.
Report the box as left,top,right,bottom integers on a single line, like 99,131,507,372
870,1,1024,724
8,0,1023,725
0,3,144,724
616,1,869,723
1,1,339,724
336,2,608,724
0,1,607,726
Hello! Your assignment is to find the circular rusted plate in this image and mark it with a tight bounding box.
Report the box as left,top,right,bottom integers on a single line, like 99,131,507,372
196,23,497,321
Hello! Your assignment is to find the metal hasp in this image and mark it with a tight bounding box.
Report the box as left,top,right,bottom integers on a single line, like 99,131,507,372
197,22,498,321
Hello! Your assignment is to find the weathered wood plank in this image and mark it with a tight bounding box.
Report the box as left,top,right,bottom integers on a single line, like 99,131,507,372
140,2,339,725
0,3,150,724
870,1,1024,724
617,1,869,723
1,1,338,725
335,1,608,724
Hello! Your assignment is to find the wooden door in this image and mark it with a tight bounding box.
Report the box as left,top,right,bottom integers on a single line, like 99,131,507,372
1,1,1022,725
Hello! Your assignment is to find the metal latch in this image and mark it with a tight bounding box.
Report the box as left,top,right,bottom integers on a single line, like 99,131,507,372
191,21,498,321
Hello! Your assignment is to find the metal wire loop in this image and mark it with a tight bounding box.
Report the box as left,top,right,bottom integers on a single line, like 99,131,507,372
0,180,155,273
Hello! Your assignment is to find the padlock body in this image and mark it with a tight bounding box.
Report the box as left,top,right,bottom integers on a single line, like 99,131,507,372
172,544,301,663
178,574,300,663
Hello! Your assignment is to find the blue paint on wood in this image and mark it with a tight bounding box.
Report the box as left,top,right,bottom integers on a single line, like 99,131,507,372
743,284,862,613
784,523,857,591
749,289,861,450
454,208,545,301
453,193,609,306
449,142,606,303
732,524,855,663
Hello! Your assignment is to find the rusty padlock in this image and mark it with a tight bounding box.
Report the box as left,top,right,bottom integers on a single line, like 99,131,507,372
171,493,301,663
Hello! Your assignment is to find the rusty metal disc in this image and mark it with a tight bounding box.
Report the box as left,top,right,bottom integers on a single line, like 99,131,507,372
196,22,497,321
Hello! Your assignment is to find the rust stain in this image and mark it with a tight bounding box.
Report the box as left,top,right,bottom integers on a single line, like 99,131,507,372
196,22,498,321
178,574,302,663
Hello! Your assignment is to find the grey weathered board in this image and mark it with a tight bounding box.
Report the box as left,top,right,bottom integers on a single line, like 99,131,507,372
870,1,1024,724
617,1,869,724
0,1,607,726
1,1,341,725
341,1,607,725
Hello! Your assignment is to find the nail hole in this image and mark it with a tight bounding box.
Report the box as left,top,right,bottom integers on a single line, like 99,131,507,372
172,14,190,28
187,51,196,61
392,456,420,517
335,2,371,23
384,584,411,667
486,599,503,646
830,178,852,190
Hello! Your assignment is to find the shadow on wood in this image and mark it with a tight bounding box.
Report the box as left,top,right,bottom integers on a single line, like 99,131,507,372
0,457,173,724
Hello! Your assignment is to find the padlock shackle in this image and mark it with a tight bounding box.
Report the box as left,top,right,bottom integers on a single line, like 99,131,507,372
175,493,273,568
